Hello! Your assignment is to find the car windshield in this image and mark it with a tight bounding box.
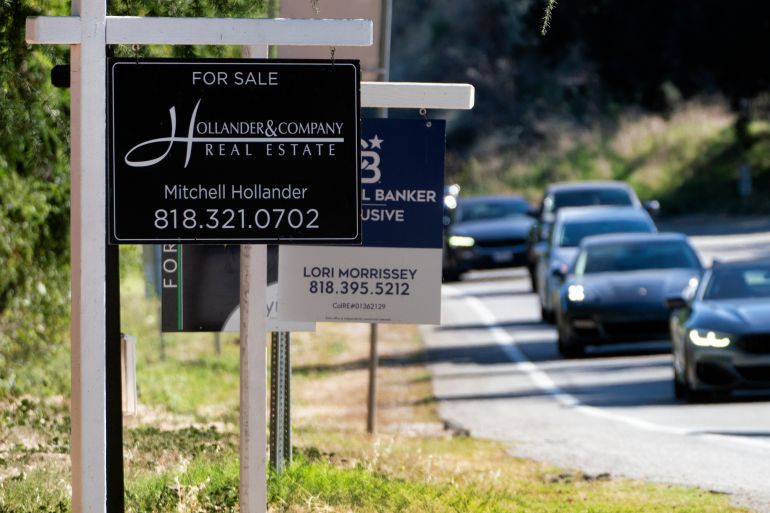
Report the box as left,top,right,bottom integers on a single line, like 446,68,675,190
455,199,529,223
576,240,700,274
546,188,634,213
703,265,770,300
558,219,652,247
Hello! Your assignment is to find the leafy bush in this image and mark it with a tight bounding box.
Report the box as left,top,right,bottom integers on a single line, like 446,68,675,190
0,181,70,396
0,1,70,396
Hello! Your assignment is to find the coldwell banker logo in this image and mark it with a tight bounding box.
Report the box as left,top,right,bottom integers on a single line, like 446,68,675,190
123,99,346,169
360,134,383,184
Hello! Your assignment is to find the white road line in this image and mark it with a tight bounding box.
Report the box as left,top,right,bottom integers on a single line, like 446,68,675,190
442,286,770,451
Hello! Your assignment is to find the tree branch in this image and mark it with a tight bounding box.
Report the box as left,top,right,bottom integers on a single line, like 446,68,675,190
541,0,557,36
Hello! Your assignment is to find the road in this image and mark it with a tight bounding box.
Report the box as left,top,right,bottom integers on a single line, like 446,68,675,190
422,220,770,512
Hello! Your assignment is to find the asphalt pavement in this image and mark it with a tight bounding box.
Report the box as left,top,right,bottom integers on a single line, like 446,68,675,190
421,221,770,512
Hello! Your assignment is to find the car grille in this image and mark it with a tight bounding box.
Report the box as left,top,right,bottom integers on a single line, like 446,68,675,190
735,366,770,383
737,334,770,354
696,362,737,386
601,320,670,339
571,317,600,337
475,238,526,249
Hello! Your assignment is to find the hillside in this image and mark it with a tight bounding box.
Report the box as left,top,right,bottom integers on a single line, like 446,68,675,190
390,0,770,214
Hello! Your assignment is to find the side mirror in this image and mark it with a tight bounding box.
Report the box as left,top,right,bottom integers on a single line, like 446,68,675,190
539,221,552,241
533,241,548,258
443,215,452,227
551,267,567,280
643,200,661,216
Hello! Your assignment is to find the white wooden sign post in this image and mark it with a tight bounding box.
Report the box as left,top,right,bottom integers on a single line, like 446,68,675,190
239,44,269,513
26,6,371,513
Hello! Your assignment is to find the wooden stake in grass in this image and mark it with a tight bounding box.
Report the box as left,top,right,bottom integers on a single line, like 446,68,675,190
541,0,557,36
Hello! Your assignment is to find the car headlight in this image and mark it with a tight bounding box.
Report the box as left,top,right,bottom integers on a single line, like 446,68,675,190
567,284,596,303
448,235,475,248
688,329,732,348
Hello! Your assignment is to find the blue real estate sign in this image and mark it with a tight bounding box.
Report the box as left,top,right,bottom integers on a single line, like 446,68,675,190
279,118,446,324
357,118,445,249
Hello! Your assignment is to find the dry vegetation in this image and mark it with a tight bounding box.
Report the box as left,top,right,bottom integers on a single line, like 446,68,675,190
459,96,770,215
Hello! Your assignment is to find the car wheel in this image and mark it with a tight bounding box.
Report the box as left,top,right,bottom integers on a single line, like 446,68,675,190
684,386,712,404
558,334,584,359
557,318,583,358
527,265,537,292
672,357,686,400
540,304,555,324
673,376,685,400
682,360,711,403
442,268,461,283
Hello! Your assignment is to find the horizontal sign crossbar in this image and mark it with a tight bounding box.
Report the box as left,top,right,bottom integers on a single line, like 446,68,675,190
26,16,80,44
361,82,475,110
26,16,373,46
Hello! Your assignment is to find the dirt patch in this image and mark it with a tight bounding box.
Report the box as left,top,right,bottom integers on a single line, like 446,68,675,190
292,323,441,435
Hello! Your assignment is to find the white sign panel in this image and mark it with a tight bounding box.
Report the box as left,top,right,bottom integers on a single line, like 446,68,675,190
280,246,441,323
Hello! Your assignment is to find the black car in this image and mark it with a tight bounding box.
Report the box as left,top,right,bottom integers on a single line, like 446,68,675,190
556,232,701,358
536,206,657,323
443,195,535,281
526,181,659,290
667,259,770,401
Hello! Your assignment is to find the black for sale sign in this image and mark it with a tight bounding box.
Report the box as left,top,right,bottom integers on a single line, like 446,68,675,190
108,58,361,244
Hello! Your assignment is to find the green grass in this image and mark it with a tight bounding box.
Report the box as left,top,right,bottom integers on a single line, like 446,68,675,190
136,349,241,418
119,245,242,420
267,454,736,513
0,468,71,513
126,457,240,513
114,434,751,513
0,348,70,399
0,438,747,513
282,430,747,513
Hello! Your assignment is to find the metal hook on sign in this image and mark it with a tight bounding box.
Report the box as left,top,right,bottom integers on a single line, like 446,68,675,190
329,47,336,65
419,108,432,128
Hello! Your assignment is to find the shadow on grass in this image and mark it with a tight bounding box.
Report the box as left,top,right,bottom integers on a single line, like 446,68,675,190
293,351,425,376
